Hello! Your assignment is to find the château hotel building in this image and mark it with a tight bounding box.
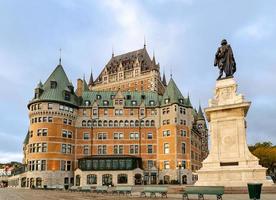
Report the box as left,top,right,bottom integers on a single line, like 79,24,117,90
19,45,208,188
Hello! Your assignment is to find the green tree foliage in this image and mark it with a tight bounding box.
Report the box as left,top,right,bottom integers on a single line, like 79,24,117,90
249,142,276,174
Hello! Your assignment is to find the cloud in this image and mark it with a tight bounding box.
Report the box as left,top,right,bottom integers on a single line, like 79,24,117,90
0,151,23,163
234,18,275,40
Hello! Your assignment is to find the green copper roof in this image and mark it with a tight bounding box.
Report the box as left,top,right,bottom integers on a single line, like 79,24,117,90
83,78,89,91
81,90,160,107
161,78,191,107
197,105,205,120
30,64,79,107
23,131,29,145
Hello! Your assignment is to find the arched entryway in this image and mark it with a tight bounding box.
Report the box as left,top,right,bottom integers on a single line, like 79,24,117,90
102,174,112,186
134,173,142,185
182,175,187,184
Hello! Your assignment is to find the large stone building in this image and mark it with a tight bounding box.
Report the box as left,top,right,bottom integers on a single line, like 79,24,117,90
20,45,208,188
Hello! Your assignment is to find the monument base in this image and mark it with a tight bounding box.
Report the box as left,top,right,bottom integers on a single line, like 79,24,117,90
196,78,272,187
196,166,270,186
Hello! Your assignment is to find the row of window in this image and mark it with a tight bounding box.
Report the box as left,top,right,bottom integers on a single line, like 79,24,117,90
31,116,52,124
62,130,73,138
164,142,186,154
162,130,187,137
81,119,155,127
27,160,46,171
30,103,41,111
83,108,156,117
29,143,47,153
81,173,128,185
47,103,74,113
163,160,186,169
95,132,153,140
191,151,201,161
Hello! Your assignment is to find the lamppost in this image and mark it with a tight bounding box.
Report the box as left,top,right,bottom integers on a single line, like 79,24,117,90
177,162,182,185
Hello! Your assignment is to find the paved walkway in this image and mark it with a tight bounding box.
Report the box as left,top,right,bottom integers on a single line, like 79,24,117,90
0,188,276,200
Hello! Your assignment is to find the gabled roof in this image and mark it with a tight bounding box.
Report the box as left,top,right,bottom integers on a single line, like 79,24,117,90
29,64,79,107
161,78,192,107
94,47,157,83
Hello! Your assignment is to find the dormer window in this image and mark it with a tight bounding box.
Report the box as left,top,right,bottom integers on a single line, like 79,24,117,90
50,81,57,89
103,100,109,106
179,99,184,104
149,100,155,106
126,95,131,100
84,100,90,106
131,101,137,106
165,98,170,104
110,95,115,99
96,95,101,100
64,91,70,101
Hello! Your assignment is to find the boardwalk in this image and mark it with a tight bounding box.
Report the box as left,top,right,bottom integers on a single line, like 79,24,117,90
0,188,276,200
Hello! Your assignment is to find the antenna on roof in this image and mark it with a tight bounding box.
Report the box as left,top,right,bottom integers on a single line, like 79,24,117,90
59,48,62,65
144,36,146,49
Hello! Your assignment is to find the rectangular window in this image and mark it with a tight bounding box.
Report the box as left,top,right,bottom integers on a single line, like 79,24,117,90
181,143,186,154
41,160,46,171
61,160,66,171
147,133,153,139
83,145,89,155
148,160,154,169
147,145,153,154
114,132,123,139
59,105,64,110
98,145,107,155
181,160,186,169
61,144,66,153
63,118,67,124
180,130,186,136
164,143,169,154
67,144,72,154
163,130,171,137
98,133,107,140
83,133,89,140
129,145,139,154
67,131,72,138
68,119,72,125
93,109,97,116
62,130,67,137
130,132,139,139
43,117,47,122
164,161,170,169
48,117,53,122
66,161,71,171
37,129,42,136
42,143,47,152
104,109,108,116
114,145,123,154
42,129,47,136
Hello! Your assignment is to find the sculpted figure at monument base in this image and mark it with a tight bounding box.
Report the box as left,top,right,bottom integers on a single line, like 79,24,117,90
196,78,271,186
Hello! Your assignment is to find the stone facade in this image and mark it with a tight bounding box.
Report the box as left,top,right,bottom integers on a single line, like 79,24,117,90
196,78,271,186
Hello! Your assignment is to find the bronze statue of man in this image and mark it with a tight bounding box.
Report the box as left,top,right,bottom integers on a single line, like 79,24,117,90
214,39,236,80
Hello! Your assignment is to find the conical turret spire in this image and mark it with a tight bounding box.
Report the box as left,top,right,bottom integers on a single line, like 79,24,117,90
162,71,167,86
197,104,205,120
88,68,94,86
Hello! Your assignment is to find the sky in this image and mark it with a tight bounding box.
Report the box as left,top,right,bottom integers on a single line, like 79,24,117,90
0,0,276,163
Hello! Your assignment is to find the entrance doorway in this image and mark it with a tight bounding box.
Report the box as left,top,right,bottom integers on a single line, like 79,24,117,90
134,174,142,185
182,175,187,184
102,174,112,186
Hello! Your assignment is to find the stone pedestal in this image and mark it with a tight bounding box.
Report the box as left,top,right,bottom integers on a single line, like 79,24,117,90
196,78,271,186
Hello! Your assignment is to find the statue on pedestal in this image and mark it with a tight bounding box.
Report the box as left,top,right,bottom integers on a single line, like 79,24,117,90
214,39,236,80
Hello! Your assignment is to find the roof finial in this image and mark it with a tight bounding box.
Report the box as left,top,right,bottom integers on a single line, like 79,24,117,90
144,36,146,49
170,67,173,78
112,45,114,57
59,48,62,65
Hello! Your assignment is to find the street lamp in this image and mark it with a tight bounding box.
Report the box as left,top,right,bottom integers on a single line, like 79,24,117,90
177,162,182,185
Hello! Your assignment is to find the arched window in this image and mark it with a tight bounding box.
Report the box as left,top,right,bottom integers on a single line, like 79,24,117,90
36,177,42,188
117,174,128,184
87,174,97,185
140,120,144,127
145,120,150,127
82,120,86,127
93,120,97,126
151,120,155,127
98,120,102,127
119,120,124,127
103,120,108,127
109,120,113,127
130,120,134,127
114,120,118,127
135,120,139,127
87,120,92,127
76,175,81,186
124,120,129,127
